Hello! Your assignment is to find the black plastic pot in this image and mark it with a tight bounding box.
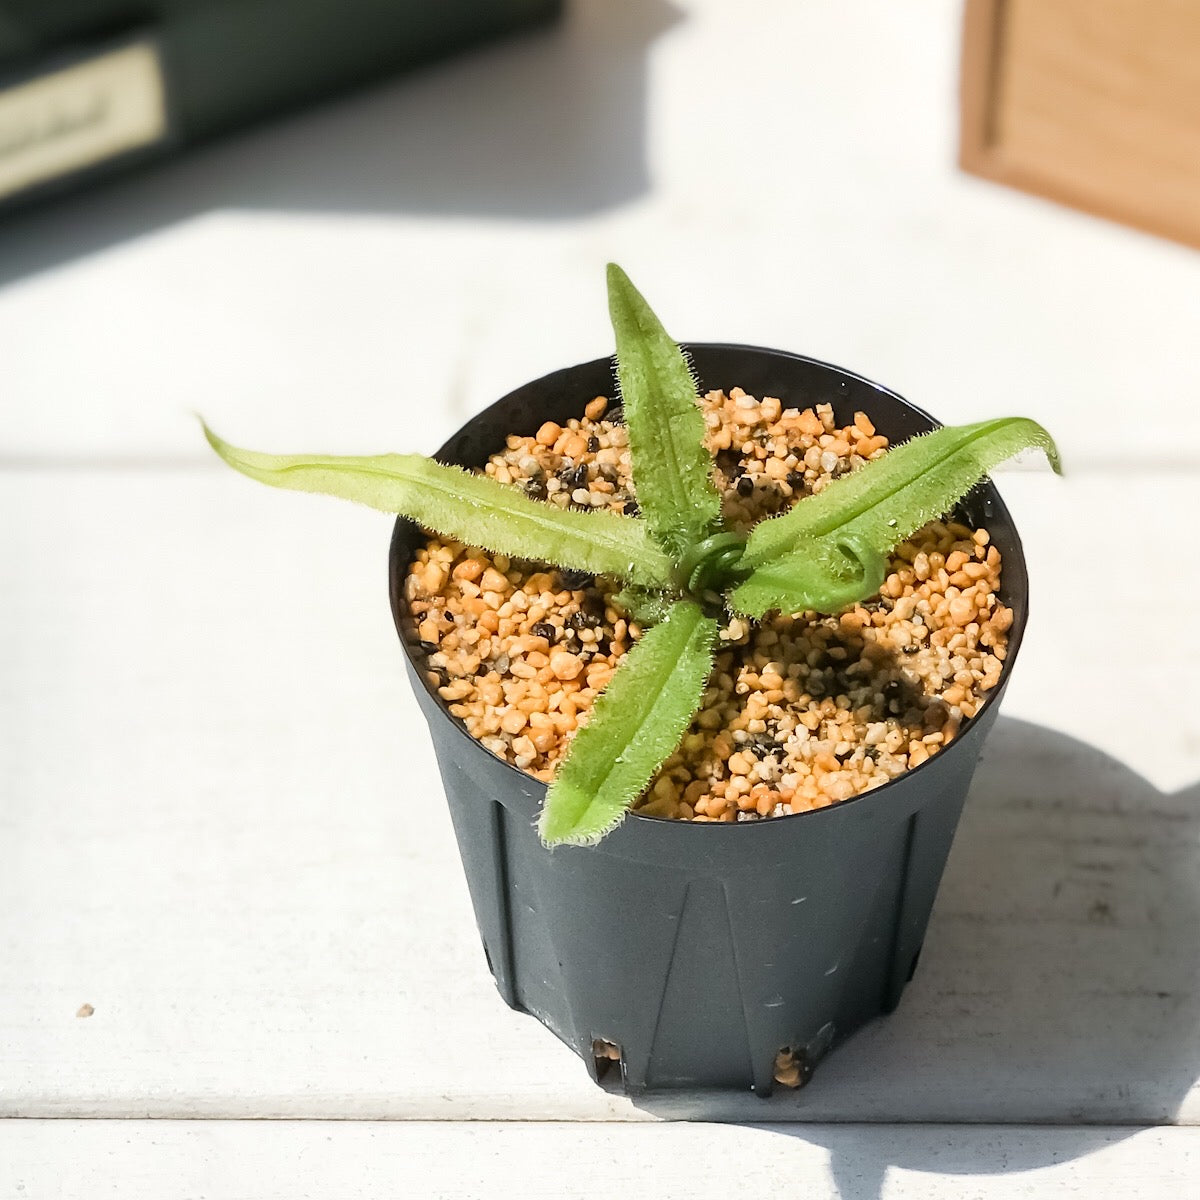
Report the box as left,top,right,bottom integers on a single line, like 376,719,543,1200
388,345,1028,1095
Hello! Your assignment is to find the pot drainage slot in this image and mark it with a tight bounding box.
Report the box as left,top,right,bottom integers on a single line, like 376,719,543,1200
772,1047,812,1090
773,1022,836,1091
591,1038,623,1084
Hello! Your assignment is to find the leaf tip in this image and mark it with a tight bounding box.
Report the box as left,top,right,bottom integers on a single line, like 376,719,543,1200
606,262,637,315
536,784,624,849
1018,419,1063,476
200,418,235,464
1044,435,1064,476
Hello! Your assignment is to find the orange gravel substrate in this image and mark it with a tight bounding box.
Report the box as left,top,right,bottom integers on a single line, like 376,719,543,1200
402,388,1010,823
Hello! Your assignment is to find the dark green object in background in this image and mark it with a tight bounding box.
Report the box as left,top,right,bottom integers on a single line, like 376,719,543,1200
0,0,561,213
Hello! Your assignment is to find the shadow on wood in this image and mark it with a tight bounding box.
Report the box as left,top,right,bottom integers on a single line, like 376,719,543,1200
631,716,1200,1195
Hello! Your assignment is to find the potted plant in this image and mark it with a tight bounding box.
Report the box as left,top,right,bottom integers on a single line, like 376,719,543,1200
205,265,1058,1094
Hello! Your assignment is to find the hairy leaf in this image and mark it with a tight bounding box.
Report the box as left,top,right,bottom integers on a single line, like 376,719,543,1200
733,418,1060,617
538,600,718,846
607,264,722,558
203,423,673,589
730,535,887,620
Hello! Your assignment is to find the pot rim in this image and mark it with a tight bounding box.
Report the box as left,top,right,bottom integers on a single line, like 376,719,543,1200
388,342,1029,837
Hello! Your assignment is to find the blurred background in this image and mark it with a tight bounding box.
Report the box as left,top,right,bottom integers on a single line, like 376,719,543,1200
1,0,1196,468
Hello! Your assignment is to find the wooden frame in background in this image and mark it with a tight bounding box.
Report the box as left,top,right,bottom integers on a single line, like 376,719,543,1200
959,0,1200,250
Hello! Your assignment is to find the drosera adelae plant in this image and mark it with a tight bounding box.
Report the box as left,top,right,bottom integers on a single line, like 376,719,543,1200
203,264,1061,848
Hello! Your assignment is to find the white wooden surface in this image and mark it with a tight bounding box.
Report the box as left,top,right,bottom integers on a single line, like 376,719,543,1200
2,0,1199,1193
4,1123,1200,1200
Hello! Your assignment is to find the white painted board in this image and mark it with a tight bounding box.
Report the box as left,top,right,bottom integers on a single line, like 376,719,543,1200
2,470,1196,1123
3,1121,1199,1200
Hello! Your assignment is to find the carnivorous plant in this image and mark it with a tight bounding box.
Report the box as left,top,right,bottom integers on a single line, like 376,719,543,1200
205,265,1060,846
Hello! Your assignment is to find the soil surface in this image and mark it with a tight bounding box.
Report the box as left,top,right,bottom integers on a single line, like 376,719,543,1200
402,388,1010,822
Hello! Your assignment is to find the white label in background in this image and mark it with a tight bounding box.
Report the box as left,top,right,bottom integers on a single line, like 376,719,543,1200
0,42,166,202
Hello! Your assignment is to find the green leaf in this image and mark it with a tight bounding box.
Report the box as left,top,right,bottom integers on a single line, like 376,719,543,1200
538,600,718,846
607,264,723,559
203,423,674,589
609,585,677,627
732,418,1060,617
730,534,887,620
